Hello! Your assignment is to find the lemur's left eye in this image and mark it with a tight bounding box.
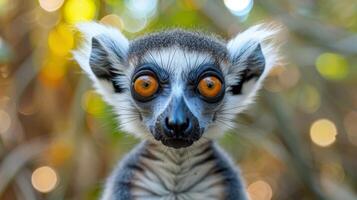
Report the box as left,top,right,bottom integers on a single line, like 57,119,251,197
133,75,159,98
198,76,222,99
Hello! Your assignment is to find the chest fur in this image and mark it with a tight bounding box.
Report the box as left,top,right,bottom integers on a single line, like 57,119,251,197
130,142,226,200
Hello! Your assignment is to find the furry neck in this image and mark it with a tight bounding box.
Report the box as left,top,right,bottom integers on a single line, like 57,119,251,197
129,139,226,199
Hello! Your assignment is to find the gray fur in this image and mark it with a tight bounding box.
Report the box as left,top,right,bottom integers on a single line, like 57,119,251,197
128,29,228,61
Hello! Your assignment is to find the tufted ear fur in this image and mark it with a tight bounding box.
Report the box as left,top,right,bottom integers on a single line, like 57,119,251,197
225,24,280,108
73,22,130,105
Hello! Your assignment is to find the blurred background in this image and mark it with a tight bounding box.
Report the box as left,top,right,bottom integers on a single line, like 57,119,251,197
0,0,356,199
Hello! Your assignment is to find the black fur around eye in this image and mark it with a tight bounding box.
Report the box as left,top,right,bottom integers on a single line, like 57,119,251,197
133,63,170,83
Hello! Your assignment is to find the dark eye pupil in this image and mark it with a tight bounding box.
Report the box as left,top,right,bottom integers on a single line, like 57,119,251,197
206,80,214,89
142,81,150,88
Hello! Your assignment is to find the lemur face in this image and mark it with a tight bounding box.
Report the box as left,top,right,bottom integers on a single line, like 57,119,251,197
74,23,278,149
129,48,227,148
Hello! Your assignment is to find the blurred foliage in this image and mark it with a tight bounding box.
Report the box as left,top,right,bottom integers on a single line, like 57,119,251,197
0,0,357,200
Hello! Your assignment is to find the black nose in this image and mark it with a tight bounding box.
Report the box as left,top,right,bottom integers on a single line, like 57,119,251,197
165,117,190,136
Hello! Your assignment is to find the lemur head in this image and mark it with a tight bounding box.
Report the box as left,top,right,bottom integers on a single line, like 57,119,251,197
74,22,279,149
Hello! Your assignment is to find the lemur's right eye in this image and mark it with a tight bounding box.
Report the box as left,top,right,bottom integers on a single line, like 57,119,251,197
133,75,159,98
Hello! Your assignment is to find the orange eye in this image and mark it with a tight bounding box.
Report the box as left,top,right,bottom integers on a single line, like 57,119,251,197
133,75,159,97
198,76,222,98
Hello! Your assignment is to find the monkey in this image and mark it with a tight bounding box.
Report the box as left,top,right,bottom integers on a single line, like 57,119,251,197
73,22,279,200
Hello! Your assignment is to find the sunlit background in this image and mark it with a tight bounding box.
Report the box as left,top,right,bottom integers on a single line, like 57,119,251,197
0,0,356,199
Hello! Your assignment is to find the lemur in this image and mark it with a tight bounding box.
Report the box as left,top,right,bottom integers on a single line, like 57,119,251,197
73,22,279,200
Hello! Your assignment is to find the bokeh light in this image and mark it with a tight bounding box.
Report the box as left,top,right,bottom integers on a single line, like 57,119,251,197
47,23,74,56
247,180,273,200
121,11,147,33
224,0,253,17
297,85,321,113
0,0,8,14
63,0,97,23
0,0,6,8
38,0,64,12
31,166,58,193
315,53,348,81
39,58,67,87
0,109,11,133
343,111,357,146
100,14,124,30
81,90,106,116
310,119,338,147
125,0,158,18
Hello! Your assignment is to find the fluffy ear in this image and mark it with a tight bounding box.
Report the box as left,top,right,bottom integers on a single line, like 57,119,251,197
73,22,129,105
225,24,280,106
